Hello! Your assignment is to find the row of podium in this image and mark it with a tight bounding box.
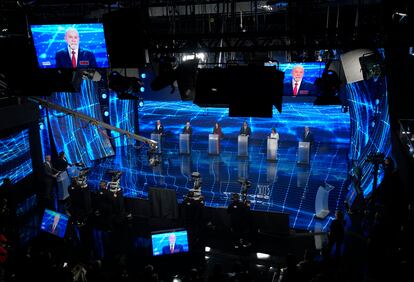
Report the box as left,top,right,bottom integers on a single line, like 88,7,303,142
151,133,311,164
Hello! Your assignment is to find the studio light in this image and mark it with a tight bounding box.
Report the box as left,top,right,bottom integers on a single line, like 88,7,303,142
256,252,271,259
104,110,109,117
140,73,146,79
138,97,144,108
101,93,107,99
109,71,143,99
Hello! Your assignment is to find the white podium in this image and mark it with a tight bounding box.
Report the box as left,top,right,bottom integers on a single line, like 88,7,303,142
267,138,278,161
179,133,191,155
208,134,220,155
238,135,249,157
297,141,310,165
315,183,334,219
151,133,162,153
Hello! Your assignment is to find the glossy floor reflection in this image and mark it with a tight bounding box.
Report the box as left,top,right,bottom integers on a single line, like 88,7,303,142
88,137,349,231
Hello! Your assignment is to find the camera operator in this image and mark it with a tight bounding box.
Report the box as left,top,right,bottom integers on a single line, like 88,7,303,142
227,193,251,248
182,172,205,232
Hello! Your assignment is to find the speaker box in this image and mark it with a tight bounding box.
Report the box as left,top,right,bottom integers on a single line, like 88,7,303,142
103,8,149,68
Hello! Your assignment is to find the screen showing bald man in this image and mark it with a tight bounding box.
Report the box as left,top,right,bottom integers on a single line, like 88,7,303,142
283,65,316,96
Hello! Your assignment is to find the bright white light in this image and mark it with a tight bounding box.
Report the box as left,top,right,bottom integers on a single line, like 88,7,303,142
183,53,206,62
256,264,265,268
172,279,181,282
205,246,211,252
196,52,206,61
101,93,107,99
183,54,195,61
104,111,109,117
205,255,210,260
256,252,271,259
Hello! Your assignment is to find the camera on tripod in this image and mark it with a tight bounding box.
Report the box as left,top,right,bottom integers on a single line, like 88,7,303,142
191,172,202,189
238,178,251,197
147,143,160,166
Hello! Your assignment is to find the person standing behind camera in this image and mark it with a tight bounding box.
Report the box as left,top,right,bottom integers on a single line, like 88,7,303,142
227,193,251,247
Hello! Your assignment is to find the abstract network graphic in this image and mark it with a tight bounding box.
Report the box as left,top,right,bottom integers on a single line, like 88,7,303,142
0,129,33,184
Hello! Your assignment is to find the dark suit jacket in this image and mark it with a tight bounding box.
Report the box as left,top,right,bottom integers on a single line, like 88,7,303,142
154,124,164,134
162,244,184,254
302,131,314,143
213,126,224,138
183,126,192,135
283,80,316,96
239,126,251,136
55,47,97,69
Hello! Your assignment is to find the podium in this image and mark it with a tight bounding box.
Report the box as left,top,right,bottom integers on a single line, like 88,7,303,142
297,141,310,165
151,133,162,153
208,134,220,155
266,138,278,161
238,135,249,157
179,133,191,154
315,183,334,219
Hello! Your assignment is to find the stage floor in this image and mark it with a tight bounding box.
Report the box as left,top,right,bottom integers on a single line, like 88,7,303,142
87,137,349,232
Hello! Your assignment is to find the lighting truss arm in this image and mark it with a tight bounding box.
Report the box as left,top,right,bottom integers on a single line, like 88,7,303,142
28,96,157,146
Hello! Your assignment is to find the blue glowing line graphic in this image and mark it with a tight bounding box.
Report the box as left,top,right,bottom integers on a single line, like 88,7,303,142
0,129,33,184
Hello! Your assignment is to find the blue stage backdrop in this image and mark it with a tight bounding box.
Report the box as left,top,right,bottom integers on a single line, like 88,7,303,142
347,75,391,197
30,23,109,69
109,92,136,147
47,80,115,167
138,101,350,144
0,129,33,184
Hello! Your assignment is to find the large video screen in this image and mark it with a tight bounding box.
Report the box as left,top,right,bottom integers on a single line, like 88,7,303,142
151,229,189,256
0,129,33,184
30,23,109,69
40,209,70,238
265,62,325,96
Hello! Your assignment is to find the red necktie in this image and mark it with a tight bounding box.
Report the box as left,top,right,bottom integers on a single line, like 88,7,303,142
293,82,298,96
71,50,76,68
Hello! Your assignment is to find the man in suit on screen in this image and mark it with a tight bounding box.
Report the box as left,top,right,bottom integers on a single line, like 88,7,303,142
162,233,184,254
283,65,316,96
55,27,97,69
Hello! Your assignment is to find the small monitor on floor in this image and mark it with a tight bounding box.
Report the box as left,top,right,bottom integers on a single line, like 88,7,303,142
40,209,70,238
151,229,189,256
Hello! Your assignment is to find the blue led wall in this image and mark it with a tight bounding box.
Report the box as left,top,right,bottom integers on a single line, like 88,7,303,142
47,80,115,167
109,92,136,147
347,75,391,196
0,129,33,184
138,101,350,144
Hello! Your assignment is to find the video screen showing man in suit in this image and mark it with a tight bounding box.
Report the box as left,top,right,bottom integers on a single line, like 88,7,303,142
151,230,189,256
40,209,69,238
30,23,109,69
162,233,184,254
55,27,97,69
283,65,316,96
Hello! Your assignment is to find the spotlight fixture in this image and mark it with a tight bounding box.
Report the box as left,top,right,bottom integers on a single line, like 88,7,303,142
138,97,144,108
109,71,143,99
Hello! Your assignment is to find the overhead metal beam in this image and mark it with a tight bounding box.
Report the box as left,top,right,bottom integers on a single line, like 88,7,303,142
28,96,157,146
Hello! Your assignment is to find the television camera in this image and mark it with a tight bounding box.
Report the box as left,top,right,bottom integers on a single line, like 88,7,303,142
238,178,251,200
186,172,203,201
106,170,122,192
147,142,160,166
71,162,89,188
